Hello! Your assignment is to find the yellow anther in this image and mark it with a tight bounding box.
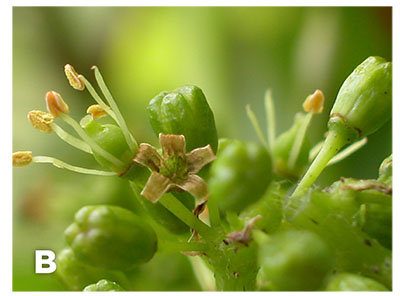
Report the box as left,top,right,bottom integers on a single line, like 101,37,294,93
27,110,54,133
64,64,85,90
46,91,69,117
303,89,325,114
12,151,33,167
87,104,107,119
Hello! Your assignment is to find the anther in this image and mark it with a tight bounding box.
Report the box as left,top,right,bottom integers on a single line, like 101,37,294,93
64,64,85,90
46,91,69,117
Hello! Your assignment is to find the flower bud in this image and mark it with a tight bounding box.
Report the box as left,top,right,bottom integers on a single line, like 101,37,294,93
65,205,157,270
12,151,33,167
329,56,392,139
83,279,124,291
56,248,127,291
80,115,136,172
209,141,272,213
258,230,333,291
27,110,54,133
272,113,311,178
325,273,388,291
147,85,218,153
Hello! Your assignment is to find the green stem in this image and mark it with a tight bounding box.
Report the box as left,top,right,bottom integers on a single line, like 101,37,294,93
291,129,347,197
158,240,207,254
207,197,221,227
158,194,214,241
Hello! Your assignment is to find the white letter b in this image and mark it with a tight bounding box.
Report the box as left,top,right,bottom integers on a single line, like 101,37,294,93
35,250,56,274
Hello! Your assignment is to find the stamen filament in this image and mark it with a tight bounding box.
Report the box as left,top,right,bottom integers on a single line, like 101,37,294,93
78,75,118,122
246,104,269,150
264,89,276,149
288,112,313,170
327,138,367,166
92,66,138,152
59,113,126,169
50,123,92,154
32,156,117,176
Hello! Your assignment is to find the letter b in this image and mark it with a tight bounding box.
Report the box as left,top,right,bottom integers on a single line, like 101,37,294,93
35,250,56,274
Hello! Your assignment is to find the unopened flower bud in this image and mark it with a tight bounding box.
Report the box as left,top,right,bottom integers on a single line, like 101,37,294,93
27,110,54,133
87,104,107,119
45,91,69,117
64,64,85,90
12,151,33,167
303,89,324,113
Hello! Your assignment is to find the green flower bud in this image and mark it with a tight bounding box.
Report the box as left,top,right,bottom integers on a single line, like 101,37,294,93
209,141,272,213
147,85,218,153
272,113,311,178
326,273,388,291
329,56,392,139
65,205,157,270
80,115,137,172
378,154,392,186
83,279,124,291
56,248,127,291
258,230,333,291
239,182,285,234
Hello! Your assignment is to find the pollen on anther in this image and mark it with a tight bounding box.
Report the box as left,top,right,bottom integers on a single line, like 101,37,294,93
27,110,54,133
303,89,325,114
64,64,85,91
46,91,69,117
13,151,33,167
87,104,107,119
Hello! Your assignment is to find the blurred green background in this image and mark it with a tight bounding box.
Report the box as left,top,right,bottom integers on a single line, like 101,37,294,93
13,7,391,291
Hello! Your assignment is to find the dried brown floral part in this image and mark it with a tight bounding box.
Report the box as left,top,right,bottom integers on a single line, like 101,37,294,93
176,175,209,200
186,145,216,174
160,133,186,157
141,172,172,203
134,144,162,172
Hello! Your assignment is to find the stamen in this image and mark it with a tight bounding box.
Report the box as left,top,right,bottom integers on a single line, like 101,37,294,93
64,64,85,90
12,151,33,167
264,89,276,149
50,123,92,154
327,138,368,166
91,66,137,152
27,110,54,133
87,104,107,119
246,104,269,150
32,156,117,176
303,89,325,113
59,113,126,169
78,74,118,122
45,91,69,117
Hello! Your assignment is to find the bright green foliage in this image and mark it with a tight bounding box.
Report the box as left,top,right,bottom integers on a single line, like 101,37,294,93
325,273,389,291
285,189,392,288
208,141,272,213
272,113,311,178
65,205,157,270
258,230,333,291
330,56,392,138
56,248,127,291
81,115,136,172
147,85,218,153
83,279,125,291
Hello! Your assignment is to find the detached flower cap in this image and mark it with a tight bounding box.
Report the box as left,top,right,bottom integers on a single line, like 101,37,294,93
134,133,215,203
